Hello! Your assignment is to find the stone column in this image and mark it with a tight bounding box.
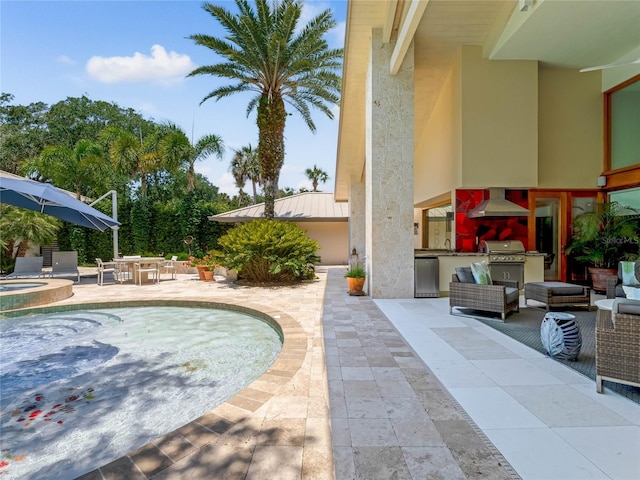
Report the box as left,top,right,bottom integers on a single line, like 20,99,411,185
348,178,366,260
365,29,415,298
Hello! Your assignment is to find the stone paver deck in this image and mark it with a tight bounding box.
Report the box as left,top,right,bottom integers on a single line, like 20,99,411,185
3,266,516,479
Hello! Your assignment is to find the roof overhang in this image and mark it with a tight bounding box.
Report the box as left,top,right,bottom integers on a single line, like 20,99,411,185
335,0,640,201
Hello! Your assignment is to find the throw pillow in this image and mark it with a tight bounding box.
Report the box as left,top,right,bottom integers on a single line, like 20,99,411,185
622,285,640,300
471,261,492,285
455,266,476,284
620,261,640,286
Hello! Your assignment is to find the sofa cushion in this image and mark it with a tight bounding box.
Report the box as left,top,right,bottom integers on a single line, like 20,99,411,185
536,281,585,296
620,261,640,286
622,285,640,300
455,266,476,284
471,261,492,285
613,298,640,316
505,287,520,305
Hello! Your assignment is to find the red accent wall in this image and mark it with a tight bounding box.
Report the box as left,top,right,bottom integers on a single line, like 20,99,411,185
455,189,529,252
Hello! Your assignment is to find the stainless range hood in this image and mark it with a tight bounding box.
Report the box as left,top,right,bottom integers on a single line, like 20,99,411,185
467,188,530,218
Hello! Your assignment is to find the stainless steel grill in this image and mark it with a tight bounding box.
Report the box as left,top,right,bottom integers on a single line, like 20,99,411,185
478,240,525,288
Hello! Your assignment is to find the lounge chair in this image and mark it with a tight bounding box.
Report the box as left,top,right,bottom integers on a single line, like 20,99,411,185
5,256,44,279
49,251,80,283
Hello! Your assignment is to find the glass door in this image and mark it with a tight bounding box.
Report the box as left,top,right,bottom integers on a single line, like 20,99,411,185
529,190,599,282
532,195,562,281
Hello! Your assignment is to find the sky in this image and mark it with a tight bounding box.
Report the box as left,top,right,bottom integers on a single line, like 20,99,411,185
1,0,347,196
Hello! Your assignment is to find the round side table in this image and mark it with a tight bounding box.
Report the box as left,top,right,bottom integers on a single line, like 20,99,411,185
540,312,582,361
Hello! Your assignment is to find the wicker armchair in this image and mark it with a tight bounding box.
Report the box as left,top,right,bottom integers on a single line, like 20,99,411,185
449,273,520,321
606,261,640,299
595,299,640,393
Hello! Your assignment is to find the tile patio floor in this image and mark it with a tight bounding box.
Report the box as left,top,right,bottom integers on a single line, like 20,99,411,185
5,265,639,479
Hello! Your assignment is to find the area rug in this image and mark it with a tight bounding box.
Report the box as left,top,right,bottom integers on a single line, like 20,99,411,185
456,307,639,404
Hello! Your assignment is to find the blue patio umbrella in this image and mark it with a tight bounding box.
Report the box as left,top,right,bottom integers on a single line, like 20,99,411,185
0,176,120,231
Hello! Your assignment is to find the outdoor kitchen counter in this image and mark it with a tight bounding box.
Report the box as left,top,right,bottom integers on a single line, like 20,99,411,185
414,250,544,295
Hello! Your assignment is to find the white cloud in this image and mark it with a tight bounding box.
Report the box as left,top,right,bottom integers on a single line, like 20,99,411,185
86,45,196,84
216,172,240,197
57,55,75,65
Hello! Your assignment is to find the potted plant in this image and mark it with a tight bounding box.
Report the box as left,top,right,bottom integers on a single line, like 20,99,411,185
345,258,366,295
189,251,218,281
566,201,640,292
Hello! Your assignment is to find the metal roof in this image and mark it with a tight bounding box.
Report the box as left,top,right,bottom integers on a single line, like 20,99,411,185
209,192,349,223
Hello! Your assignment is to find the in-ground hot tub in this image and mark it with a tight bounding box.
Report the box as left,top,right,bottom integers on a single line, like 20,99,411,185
0,279,73,312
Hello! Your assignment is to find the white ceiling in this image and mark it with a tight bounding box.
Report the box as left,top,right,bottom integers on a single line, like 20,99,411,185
335,0,640,200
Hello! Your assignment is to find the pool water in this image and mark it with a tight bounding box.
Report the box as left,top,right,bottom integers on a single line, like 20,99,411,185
0,306,282,479
0,282,45,292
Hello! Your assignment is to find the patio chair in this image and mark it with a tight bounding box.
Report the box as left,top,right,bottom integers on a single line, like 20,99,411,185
96,258,118,286
50,251,80,283
449,267,520,321
133,259,159,285
595,298,640,393
159,256,178,280
5,256,44,279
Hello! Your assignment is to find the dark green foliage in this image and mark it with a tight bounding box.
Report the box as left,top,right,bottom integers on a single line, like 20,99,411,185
217,219,320,283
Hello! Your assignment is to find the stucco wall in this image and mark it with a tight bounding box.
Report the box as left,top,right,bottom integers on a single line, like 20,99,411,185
302,222,349,265
414,68,455,205
460,46,538,188
538,67,603,188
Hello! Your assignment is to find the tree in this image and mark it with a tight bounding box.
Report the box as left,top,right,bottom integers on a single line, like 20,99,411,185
101,125,183,198
24,139,109,199
0,206,60,258
304,164,329,192
160,123,225,192
188,0,342,219
230,144,261,204
0,93,49,174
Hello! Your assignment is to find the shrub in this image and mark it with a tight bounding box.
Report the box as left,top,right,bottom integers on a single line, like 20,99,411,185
217,219,320,283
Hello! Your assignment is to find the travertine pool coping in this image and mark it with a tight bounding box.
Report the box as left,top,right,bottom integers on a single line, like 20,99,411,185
2,272,332,480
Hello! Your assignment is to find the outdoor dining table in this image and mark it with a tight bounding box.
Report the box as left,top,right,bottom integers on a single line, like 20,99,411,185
113,257,165,284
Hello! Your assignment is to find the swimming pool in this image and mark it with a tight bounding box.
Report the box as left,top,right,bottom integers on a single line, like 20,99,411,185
0,282,45,292
0,305,282,479
0,279,74,312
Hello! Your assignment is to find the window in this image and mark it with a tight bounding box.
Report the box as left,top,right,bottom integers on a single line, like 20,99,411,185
609,187,640,209
606,75,640,171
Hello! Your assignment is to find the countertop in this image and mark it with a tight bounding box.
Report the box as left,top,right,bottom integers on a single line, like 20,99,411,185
414,250,544,257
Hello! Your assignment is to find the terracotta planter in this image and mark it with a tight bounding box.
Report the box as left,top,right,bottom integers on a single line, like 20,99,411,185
196,265,208,280
346,277,365,295
588,267,617,293
202,269,215,282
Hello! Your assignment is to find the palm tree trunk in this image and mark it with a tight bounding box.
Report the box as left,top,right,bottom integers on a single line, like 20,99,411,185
16,241,29,257
251,180,258,204
257,94,286,219
188,164,196,192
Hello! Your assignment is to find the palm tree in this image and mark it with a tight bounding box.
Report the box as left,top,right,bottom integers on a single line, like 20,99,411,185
304,164,329,192
230,144,261,204
101,125,188,197
188,0,342,219
160,123,225,192
0,206,60,258
24,139,108,199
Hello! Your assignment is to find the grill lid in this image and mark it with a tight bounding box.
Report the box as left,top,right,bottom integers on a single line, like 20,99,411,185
467,188,530,218
479,240,525,253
